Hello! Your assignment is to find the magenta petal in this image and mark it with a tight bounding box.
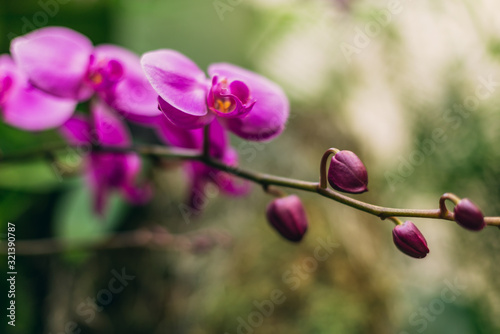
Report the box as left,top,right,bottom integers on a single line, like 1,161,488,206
207,76,254,119
154,115,227,160
186,163,209,214
60,115,91,145
91,100,131,146
86,103,148,215
155,115,203,149
0,54,76,131
141,50,209,117
11,27,93,100
217,173,252,196
121,182,152,205
123,153,141,180
211,120,228,158
105,59,124,82
216,148,252,196
3,84,76,131
93,45,160,118
93,179,108,216
87,154,111,216
0,55,17,103
189,146,252,197
208,63,289,141
120,154,152,204
88,152,144,214
158,97,214,129
229,80,251,102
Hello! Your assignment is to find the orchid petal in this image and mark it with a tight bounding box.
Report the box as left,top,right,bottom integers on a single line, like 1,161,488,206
60,115,91,145
87,154,112,216
155,115,203,149
120,154,152,204
2,84,76,131
158,97,214,129
121,182,152,205
207,76,254,119
0,54,77,131
216,148,252,196
93,45,160,118
229,80,251,103
207,119,228,159
141,49,209,117
11,27,93,100
208,63,289,141
91,100,131,147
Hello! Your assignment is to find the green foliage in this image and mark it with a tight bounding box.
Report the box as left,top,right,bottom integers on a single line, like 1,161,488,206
54,179,126,244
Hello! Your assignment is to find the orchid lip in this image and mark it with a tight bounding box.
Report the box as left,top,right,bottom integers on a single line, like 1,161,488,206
208,75,255,118
86,56,124,91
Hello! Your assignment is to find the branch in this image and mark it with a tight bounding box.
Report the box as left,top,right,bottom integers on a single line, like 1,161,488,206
2,143,500,227
0,226,233,256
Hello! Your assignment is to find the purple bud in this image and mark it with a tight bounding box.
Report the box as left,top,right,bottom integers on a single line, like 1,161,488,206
392,221,429,259
454,198,485,231
328,150,368,194
266,195,308,242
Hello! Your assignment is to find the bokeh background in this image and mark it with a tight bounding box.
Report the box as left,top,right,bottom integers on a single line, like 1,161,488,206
2,0,500,333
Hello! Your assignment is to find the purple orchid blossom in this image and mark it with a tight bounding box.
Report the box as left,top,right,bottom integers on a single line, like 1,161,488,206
61,100,151,215
10,26,160,121
141,49,289,141
155,116,251,214
0,54,76,130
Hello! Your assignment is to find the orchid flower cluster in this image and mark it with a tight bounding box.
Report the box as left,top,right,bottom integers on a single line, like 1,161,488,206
0,27,495,260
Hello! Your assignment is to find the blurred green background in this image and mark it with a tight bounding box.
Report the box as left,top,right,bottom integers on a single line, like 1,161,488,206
2,0,500,333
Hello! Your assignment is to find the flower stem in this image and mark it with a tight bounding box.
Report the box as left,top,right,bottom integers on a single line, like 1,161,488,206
3,143,500,227
319,148,340,188
263,185,288,198
387,217,403,226
439,193,459,220
0,226,232,256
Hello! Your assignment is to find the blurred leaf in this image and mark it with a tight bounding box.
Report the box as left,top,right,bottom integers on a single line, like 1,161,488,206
0,192,34,223
0,122,62,154
0,161,61,192
488,38,500,59
54,179,126,243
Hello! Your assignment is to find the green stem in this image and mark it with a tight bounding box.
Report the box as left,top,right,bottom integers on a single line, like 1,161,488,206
439,193,459,220
319,148,340,188
387,217,403,226
3,143,500,227
0,227,232,256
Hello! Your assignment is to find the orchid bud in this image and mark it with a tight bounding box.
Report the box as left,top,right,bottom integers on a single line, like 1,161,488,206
392,221,429,259
454,198,485,231
266,195,308,242
328,150,368,194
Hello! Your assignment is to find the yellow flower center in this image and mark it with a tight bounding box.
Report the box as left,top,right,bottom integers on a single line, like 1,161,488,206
89,72,103,86
215,98,233,113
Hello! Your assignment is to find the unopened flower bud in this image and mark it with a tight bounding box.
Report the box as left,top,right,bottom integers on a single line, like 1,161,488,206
392,221,429,259
454,198,485,231
328,150,368,194
266,195,308,242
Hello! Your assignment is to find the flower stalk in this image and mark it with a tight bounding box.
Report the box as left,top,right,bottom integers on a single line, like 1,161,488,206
3,143,500,227
319,148,340,188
